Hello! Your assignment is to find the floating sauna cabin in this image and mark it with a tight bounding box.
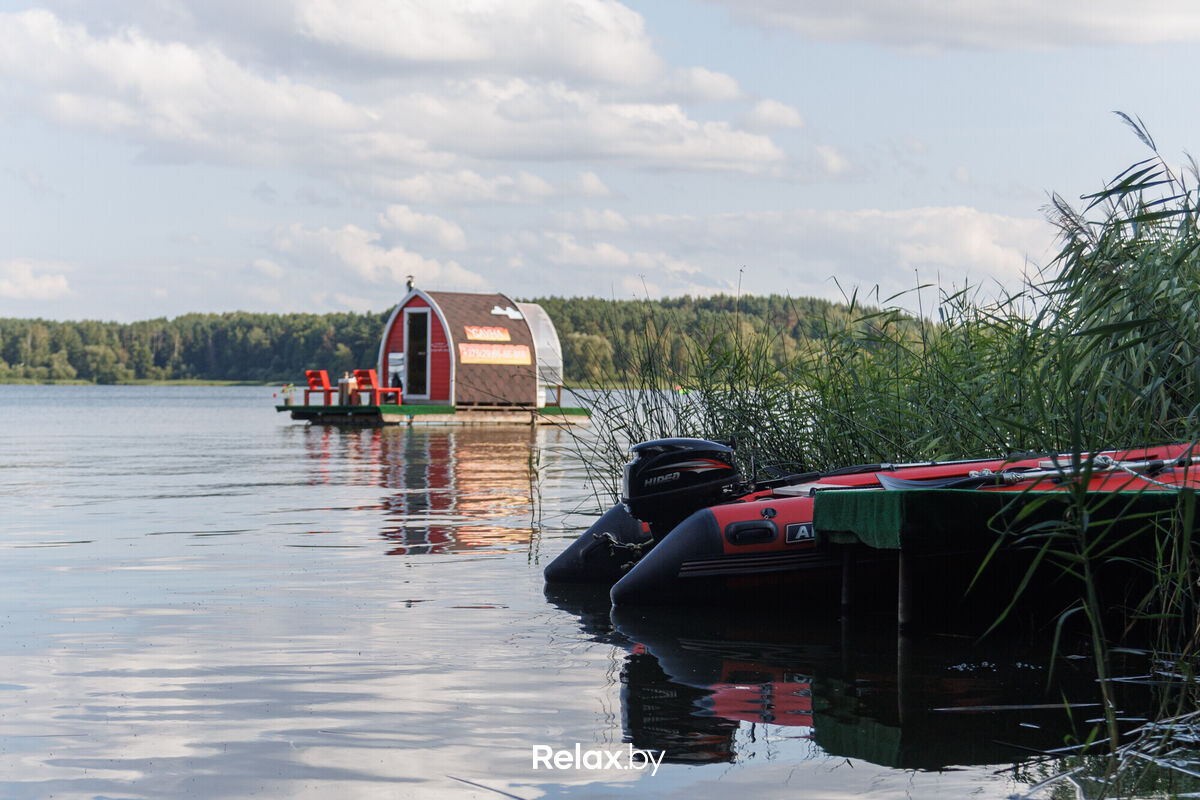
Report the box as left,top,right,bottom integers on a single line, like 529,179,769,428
377,289,564,409
278,288,584,425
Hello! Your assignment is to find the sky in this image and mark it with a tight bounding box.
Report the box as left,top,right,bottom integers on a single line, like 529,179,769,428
2,0,1199,321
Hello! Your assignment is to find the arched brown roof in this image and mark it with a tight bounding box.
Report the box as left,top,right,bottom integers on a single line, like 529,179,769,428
427,291,538,406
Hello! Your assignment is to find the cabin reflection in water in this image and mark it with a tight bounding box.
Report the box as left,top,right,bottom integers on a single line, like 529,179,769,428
298,425,543,554
546,587,1156,770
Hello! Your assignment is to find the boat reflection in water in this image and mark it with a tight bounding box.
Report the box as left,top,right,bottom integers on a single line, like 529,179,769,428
546,585,1150,770
298,424,548,554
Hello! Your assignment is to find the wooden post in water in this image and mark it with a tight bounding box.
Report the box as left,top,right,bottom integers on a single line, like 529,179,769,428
840,546,852,611
897,631,913,726
897,549,913,631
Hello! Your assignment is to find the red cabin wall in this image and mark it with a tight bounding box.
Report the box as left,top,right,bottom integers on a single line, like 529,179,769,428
429,313,451,402
383,296,453,404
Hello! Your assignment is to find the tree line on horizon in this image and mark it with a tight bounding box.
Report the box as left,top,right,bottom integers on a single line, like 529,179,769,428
0,293,877,386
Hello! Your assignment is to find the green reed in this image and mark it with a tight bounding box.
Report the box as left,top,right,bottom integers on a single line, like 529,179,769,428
575,116,1200,776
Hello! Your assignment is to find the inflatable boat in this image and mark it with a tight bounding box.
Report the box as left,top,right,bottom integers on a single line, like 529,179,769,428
544,438,1199,606
544,438,1027,586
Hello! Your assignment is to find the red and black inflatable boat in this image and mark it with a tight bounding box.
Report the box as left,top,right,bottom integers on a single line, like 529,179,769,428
544,438,1200,606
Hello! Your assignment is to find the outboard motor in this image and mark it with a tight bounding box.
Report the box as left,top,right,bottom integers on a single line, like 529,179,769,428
621,438,745,540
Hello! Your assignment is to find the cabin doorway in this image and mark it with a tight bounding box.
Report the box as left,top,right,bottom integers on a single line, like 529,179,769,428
404,309,430,399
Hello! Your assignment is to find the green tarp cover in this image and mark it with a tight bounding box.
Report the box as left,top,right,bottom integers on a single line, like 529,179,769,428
813,488,1186,551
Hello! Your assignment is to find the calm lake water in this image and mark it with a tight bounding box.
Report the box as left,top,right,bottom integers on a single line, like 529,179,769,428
0,385,1124,798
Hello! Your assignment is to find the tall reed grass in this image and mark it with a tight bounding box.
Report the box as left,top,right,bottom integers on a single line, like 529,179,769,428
575,116,1200,779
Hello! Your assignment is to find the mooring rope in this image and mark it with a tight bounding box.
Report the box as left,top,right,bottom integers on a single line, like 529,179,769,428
1106,457,1190,490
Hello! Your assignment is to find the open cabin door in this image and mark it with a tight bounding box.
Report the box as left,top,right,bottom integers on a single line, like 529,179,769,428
386,352,406,392
404,308,430,400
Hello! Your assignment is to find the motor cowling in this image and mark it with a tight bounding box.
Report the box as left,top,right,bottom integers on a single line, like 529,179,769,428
621,438,744,538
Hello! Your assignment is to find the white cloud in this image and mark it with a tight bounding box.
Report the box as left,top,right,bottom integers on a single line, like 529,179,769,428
10,166,59,196
252,181,279,204
349,168,613,205
668,66,742,102
0,259,71,300
743,99,805,130
0,8,779,189
294,0,664,85
330,291,376,311
611,270,729,300
0,3,1084,320
886,207,1043,283
491,226,721,298
621,273,662,297
349,170,557,205
0,10,384,165
705,0,1200,49
630,251,702,275
274,223,486,288
378,78,783,171
378,205,468,251
295,185,342,207
243,284,282,306
571,171,611,198
252,258,286,279
554,208,630,233
626,206,1053,298
814,144,850,177
544,233,632,268
486,205,1051,303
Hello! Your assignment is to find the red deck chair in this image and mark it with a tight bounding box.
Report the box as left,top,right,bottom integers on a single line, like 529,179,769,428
353,368,402,406
304,369,334,405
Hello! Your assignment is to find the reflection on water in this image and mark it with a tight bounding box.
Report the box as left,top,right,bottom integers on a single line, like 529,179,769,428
0,386,1164,799
545,586,1139,777
298,424,543,554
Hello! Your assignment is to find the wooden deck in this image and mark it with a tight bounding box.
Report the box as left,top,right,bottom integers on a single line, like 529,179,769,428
276,402,590,426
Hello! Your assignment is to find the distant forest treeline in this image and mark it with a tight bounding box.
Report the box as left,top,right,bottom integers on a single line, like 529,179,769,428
0,294,865,385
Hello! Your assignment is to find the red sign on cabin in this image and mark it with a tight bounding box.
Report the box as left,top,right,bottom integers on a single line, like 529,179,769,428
463,325,511,342
458,342,532,365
